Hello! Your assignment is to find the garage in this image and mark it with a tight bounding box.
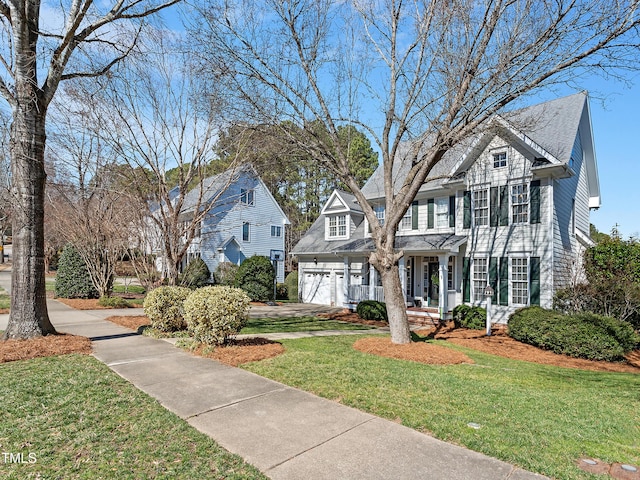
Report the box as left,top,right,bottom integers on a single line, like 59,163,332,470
302,272,343,306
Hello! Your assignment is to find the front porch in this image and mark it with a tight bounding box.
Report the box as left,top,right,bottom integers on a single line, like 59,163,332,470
345,253,459,322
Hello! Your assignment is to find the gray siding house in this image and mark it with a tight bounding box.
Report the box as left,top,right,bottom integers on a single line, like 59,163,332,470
292,92,599,323
157,165,290,282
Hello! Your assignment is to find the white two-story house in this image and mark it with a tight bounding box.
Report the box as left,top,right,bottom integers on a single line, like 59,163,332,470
292,92,599,322
157,164,290,282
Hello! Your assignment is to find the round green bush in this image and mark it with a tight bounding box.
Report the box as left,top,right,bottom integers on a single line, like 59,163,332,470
143,286,192,332
356,300,388,321
180,257,211,288
452,305,486,330
183,286,251,345
214,261,239,286
508,307,640,362
98,296,129,308
235,255,275,302
284,271,298,302
54,244,99,299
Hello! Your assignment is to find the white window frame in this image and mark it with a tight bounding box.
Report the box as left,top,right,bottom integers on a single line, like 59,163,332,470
271,225,282,237
493,150,507,168
328,214,347,238
511,257,529,306
374,205,385,226
242,222,250,242
400,208,412,230
472,257,488,302
240,188,255,206
473,189,489,226
511,184,529,224
435,197,449,228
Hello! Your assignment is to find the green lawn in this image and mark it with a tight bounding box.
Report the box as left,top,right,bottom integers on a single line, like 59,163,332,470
243,335,640,480
240,315,375,334
0,354,266,479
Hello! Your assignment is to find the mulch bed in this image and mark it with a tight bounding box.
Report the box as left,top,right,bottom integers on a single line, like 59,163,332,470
354,336,472,365
0,333,92,363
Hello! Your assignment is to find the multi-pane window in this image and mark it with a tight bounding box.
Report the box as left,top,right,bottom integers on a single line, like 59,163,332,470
271,225,282,237
374,205,385,226
473,189,489,226
436,198,449,228
512,258,529,305
240,188,254,205
329,215,347,237
493,151,507,168
242,222,250,241
511,184,529,223
473,258,488,302
400,208,412,230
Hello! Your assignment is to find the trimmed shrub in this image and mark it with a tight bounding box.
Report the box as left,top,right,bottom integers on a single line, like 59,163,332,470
143,286,191,332
214,262,239,286
452,305,486,330
276,283,288,300
98,296,129,308
183,286,251,345
508,307,640,362
356,300,388,321
54,244,99,299
180,258,211,289
235,255,275,302
284,271,298,302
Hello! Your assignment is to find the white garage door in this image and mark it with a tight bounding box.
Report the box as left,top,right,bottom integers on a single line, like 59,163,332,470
303,272,344,306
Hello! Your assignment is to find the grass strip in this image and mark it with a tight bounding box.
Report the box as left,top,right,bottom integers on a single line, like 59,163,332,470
240,315,374,334
0,354,266,479
243,335,640,480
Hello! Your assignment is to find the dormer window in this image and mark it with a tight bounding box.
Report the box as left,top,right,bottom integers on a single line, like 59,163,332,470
329,215,347,238
493,151,507,168
374,205,385,226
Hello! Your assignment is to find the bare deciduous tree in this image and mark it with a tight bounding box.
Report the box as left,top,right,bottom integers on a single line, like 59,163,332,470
88,31,242,286
193,0,640,343
0,0,179,340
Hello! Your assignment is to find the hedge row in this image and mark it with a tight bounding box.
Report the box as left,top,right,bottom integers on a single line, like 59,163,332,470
508,306,639,362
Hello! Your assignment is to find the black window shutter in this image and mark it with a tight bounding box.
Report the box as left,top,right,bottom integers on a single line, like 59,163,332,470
499,186,509,226
463,191,471,228
462,258,470,302
490,187,499,227
449,196,456,228
499,257,509,306
530,257,540,305
530,180,541,224
412,201,419,230
427,199,434,229
489,257,498,303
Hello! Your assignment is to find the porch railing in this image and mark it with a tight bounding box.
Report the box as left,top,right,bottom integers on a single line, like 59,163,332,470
348,285,385,303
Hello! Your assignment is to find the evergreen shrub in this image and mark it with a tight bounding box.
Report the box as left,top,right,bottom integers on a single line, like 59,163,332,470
356,300,388,321
142,286,191,332
284,271,298,301
180,258,211,288
183,286,251,345
452,305,486,330
508,306,639,362
235,256,275,302
214,262,239,286
54,244,99,299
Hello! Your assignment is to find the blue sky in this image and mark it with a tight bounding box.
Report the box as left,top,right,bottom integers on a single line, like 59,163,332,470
574,77,640,239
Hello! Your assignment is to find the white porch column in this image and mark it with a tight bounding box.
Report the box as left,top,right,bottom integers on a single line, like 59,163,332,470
343,257,350,308
399,256,406,304
438,254,448,316
330,270,336,306
368,261,375,300
298,265,304,303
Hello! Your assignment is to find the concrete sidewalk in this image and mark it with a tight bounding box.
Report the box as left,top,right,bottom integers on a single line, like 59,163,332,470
4,302,548,480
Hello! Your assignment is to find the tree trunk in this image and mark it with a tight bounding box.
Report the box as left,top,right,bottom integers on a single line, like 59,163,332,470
377,261,412,345
3,108,56,339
